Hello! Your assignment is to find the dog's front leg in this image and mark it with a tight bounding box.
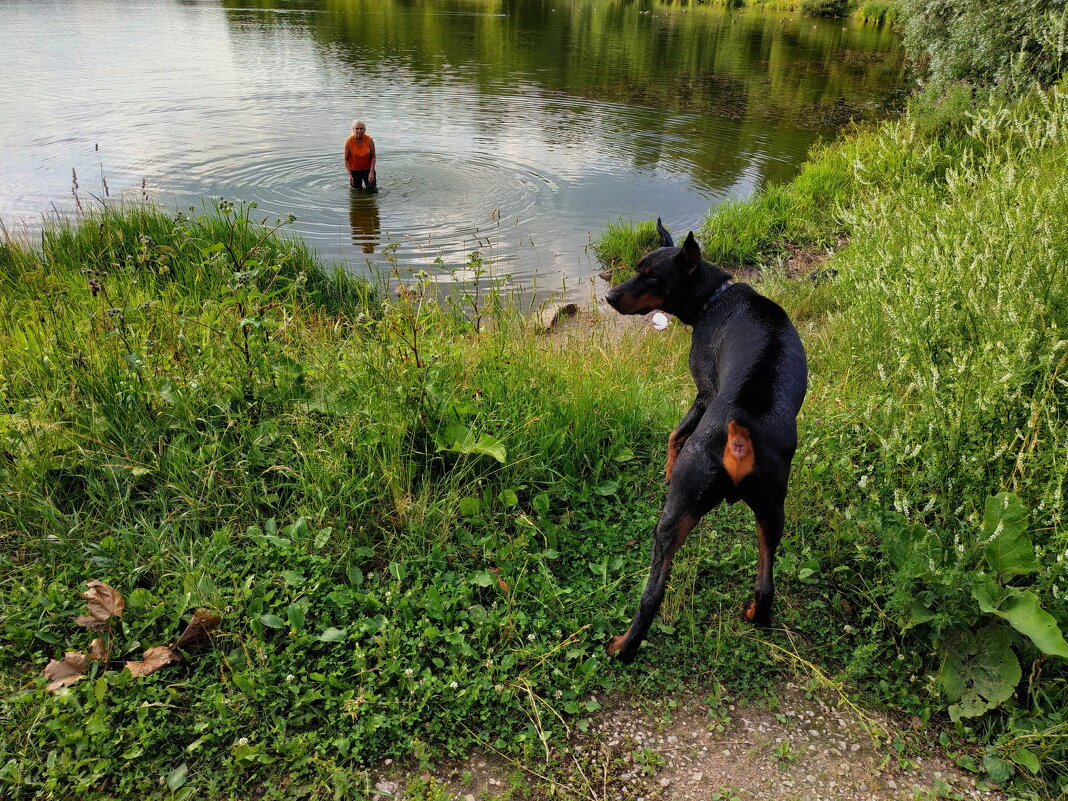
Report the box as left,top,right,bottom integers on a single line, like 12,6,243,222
666,397,707,483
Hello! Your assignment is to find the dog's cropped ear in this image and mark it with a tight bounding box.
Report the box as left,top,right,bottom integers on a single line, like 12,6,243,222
656,217,674,248
679,231,701,274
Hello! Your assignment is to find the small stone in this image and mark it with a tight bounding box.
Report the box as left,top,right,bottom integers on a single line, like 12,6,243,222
384,759,393,766
465,795,476,801
659,778,671,788
850,743,861,752
375,781,398,795
693,772,704,782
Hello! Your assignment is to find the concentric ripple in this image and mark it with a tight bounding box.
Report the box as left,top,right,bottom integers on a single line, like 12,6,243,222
0,0,908,299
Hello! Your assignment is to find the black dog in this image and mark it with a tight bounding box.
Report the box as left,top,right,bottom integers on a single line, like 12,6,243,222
604,219,807,662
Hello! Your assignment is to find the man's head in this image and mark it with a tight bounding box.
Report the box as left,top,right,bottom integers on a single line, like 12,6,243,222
352,120,366,140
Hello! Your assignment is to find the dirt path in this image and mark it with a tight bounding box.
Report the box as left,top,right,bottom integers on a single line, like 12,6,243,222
370,684,998,801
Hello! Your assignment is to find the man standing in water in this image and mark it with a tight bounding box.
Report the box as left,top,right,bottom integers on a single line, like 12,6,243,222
345,120,377,191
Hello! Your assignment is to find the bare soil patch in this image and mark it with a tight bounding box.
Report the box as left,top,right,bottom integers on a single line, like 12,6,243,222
370,684,999,801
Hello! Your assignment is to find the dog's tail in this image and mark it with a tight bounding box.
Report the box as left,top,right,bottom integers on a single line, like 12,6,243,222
722,420,754,485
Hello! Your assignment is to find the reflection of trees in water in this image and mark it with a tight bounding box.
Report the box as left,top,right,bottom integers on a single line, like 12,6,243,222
224,0,904,124
222,0,906,191
349,192,380,253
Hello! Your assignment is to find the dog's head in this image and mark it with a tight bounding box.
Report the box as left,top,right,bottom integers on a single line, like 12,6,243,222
605,218,703,315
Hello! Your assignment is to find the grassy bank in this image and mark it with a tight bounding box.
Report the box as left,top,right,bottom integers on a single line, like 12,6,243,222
0,202,744,798
2,85,1067,800
596,83,1068,795
664,0,900,22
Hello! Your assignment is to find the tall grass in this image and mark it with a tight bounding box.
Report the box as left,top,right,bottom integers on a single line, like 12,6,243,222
593,83,1068,795
5,81,1068,797
0,201,706,797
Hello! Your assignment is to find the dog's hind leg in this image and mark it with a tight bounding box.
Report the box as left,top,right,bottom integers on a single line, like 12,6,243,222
607,484,721,662
743,500,784,627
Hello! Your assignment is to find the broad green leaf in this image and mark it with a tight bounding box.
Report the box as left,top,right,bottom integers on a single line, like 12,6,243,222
983,492,1028,541
425,585,444,616
531,492,550,516
1009,748,1041,775
593,480,619,496
287,604,305,632
883,518,941,580
166,763,189,791
471,570,496,587
318,627,347,642
983,755,1013,784
259,614,285,628
439,423,507,463
282,570,305,586
939,626,1020,721
346,565,363,586
983,493,1037,576
902,599,936,631
973,584,1068,658
499,489,518,508
154,378,182,405
458,496,481,516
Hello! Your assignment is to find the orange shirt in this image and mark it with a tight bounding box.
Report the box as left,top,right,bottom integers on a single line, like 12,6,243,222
345,135,375,171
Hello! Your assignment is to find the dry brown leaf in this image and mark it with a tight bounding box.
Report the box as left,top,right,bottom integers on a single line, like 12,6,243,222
125,646,179,678
74,615,109,632
173,608,221,651
88,638,107,662
82,580,124,622
44,651,88,691
489,567,510,593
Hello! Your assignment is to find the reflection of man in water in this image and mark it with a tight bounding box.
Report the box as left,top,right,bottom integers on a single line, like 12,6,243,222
344,120,377,191
348,191,381,253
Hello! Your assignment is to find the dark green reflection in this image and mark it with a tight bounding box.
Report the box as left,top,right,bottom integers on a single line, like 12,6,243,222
222,0,906,188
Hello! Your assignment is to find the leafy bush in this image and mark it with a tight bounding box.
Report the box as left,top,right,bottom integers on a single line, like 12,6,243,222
799,0,853,18
899,0,1068,88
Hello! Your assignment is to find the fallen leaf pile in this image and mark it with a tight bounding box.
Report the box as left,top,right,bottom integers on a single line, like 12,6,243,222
42,581,221,691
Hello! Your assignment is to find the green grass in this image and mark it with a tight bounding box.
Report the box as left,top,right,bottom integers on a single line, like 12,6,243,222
4,82,1068,798
855,0,900,25
594,83,1068,797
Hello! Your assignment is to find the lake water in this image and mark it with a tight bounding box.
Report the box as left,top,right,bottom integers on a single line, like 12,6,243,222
0,0,907,298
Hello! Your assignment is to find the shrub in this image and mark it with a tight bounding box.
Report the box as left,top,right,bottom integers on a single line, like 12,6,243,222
799,0,853,18
899,0,1068,88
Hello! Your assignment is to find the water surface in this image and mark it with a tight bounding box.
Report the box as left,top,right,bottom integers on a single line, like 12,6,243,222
0,0,907,296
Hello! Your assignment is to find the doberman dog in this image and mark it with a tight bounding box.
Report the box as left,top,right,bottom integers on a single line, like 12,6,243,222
604,219,807,662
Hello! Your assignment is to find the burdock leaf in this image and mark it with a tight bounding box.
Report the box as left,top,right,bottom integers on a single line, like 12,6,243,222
82,580,125,622
88,638,108,662
125,646,179,678
174,609,221,651
44,652,88,691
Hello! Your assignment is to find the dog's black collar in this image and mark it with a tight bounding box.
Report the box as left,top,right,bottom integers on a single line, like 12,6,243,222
698,279,737,317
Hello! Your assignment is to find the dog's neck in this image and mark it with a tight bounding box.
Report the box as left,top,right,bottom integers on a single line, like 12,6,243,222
671,263,735,325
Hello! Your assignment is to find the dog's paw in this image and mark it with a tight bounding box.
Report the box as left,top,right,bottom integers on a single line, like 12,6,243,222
743,602,772,628
605,635,636,662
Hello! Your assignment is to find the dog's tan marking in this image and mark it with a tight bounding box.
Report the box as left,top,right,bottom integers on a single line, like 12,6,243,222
665,430,686,483
621,291,664,312
722,420,754,485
